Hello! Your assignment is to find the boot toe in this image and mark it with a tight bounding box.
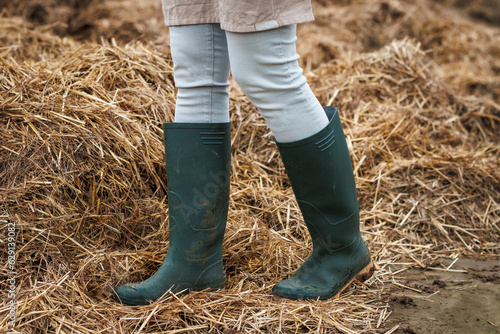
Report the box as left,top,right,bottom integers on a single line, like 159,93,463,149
272,278,330,301
113,284,154,306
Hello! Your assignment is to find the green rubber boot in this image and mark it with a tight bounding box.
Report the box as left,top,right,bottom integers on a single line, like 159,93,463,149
113,122,231,305
272,106,373,300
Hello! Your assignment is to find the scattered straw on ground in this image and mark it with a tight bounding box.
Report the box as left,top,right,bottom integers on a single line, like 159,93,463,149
1,0,499,333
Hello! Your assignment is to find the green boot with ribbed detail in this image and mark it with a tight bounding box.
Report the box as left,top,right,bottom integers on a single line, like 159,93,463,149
113,122,231,305
272,106,373,300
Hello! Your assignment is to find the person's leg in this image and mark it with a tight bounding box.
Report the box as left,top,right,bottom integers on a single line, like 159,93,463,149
170,24,231,123
225,24,328,142
113,24,232,305
226,26,372,300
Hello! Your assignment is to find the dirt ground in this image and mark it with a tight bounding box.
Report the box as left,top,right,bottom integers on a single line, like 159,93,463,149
381,259,500,334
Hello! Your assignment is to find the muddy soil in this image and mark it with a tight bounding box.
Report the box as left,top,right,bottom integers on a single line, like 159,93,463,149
381,259,500,334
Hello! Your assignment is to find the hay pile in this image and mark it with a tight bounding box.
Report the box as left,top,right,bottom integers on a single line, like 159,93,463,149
1,0,499,333
0,0,168,42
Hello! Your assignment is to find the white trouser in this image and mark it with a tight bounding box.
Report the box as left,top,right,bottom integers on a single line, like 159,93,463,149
169,23,329,142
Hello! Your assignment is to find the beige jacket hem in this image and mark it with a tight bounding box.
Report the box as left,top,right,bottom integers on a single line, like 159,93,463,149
162,1,315,33
165,14,314,32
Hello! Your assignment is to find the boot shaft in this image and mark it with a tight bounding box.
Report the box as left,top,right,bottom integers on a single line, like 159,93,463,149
163,122,231,259
276,107,360,249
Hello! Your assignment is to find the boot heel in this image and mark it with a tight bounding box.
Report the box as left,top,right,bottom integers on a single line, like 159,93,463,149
354,260,375,283
332,260,374,299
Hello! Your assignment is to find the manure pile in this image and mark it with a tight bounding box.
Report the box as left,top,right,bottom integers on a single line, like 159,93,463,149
1,0,499,333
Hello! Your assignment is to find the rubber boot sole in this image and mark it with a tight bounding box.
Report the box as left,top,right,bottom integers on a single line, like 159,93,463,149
272,259,375,301
113,284,226,306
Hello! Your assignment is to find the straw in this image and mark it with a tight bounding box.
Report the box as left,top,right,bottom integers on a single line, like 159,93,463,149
1,0,499,333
